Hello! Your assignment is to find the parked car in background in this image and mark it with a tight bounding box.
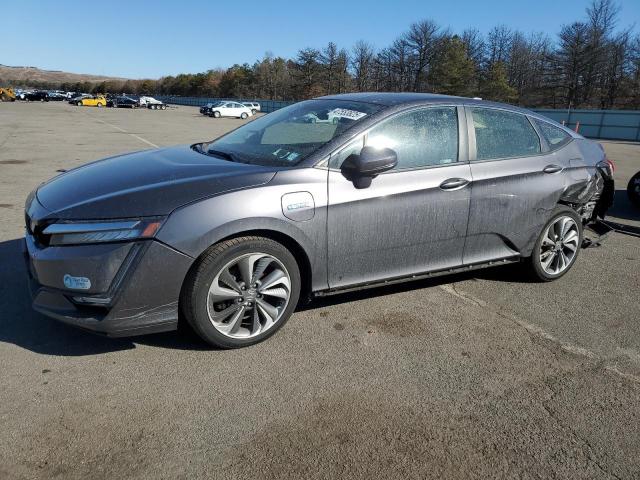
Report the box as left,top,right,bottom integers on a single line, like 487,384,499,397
23,91,49,102
68,93,91,104
200,101,224,115
242,102,261,114
108,96,139,108
47,91,66,101
76,95,107,107
208,101,253,119
628,171,640,208
24,93,614,348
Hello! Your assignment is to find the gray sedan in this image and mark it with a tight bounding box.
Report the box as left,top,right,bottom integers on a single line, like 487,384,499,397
24,93,614,348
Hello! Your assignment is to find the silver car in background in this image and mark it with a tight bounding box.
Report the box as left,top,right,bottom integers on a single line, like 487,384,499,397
24,93,614,348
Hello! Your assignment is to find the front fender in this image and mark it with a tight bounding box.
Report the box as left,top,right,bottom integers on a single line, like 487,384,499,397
156,168,329,291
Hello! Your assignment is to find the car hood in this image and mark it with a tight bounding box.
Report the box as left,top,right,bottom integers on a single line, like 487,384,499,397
35,145,277,219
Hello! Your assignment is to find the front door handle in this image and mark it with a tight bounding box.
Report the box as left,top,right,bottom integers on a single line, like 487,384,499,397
543,164,563,174
439,178,470,190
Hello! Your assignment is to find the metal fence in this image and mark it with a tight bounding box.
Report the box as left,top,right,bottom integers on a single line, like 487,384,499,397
154,95,294,113
155,95,640,141
532,108,640,141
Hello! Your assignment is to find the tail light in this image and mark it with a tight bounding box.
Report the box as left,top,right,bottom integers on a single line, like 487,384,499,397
605,157,615,173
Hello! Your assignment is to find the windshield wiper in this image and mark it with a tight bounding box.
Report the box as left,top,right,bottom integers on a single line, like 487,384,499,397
207,149,241,163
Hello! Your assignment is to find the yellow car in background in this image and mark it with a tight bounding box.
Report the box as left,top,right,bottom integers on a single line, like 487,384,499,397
76,95,106,107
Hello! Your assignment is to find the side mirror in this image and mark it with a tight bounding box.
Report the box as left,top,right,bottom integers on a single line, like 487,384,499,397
340,146,398,188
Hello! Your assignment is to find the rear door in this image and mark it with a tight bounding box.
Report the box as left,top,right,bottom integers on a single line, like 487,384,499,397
464,106,570,263
327,105,472,289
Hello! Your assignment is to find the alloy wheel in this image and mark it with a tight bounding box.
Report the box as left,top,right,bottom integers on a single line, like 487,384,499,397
206,253,291,339
539,216,579,275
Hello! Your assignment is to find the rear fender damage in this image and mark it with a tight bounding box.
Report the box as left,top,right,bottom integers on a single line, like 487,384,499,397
560,167,614,223
559,166,615,248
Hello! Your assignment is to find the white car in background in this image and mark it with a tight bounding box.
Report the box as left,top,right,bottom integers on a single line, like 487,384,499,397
209,101,253,119
242,102,261,114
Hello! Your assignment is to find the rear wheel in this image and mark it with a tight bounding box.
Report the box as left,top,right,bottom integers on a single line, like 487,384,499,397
161,104,166,110
76,101,82,106
97,102,103,107
527,207,582,281
251,109,257,115
241,112,248,119
182,236,301,348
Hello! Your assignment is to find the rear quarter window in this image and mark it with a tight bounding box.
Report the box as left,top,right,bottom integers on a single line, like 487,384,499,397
534,119,572,150
471,108,541,160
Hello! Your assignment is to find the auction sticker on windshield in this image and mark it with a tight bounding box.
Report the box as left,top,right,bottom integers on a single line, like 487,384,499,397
331,108,368,120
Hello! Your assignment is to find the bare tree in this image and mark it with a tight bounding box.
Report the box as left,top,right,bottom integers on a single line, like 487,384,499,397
404,20,443,91
351,40,375,92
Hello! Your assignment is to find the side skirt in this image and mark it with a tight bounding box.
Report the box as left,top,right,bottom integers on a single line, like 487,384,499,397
314,256,521,297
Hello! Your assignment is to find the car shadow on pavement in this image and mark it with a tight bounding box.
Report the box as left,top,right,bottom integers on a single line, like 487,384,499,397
608,189,640,224
0,234,541,355
0,238,212,356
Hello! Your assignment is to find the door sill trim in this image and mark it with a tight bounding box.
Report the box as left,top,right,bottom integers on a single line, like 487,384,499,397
315,256,521,297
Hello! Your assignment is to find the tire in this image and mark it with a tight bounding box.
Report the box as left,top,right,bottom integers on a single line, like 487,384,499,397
627,171,640,208
97,103,103,107
213,111,221,118
76,101,82,106
527,206,583,282
251,109,257,115
181,236,301,348
161,104,166,110
241,112,248,119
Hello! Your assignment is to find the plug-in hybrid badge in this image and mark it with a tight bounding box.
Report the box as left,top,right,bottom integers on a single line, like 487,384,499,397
63,274,91,290
282,192,315,221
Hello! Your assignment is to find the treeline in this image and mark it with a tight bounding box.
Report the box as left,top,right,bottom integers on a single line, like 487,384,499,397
14,0,640,109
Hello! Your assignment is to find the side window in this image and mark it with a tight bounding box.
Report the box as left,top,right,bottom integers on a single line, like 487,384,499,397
471,108,541,160
329,136,364,169
534,119,572,150
365,107,459,170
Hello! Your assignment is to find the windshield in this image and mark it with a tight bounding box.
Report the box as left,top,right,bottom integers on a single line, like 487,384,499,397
199,99,383,166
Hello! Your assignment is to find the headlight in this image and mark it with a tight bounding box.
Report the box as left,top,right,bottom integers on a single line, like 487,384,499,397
43,218,164,246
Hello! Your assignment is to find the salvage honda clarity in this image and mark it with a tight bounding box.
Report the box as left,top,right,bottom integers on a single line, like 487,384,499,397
24,93,614,348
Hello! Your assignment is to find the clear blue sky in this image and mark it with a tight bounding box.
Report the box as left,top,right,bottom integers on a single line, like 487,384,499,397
2,0,638,79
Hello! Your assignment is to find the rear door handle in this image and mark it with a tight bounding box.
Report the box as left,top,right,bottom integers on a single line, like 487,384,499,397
439,178,470,190
543,164,563,174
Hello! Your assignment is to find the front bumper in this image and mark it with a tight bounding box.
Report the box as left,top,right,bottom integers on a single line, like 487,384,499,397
24,235,193,337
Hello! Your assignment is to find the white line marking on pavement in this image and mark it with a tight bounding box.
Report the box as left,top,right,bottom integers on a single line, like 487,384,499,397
438,282,640,383
91,116,159,148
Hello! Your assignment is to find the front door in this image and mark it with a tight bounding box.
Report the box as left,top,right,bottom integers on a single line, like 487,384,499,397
327,106,472,289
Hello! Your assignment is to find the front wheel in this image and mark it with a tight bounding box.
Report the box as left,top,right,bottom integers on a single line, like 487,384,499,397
627,171,640,208
181,236,301,348
240,112,248,119
97,103,103,107
213,111,221,118
527,207,583,281
76,101,83,106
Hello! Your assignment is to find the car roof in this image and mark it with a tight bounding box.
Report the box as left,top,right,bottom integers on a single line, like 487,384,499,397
317,92,536,116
